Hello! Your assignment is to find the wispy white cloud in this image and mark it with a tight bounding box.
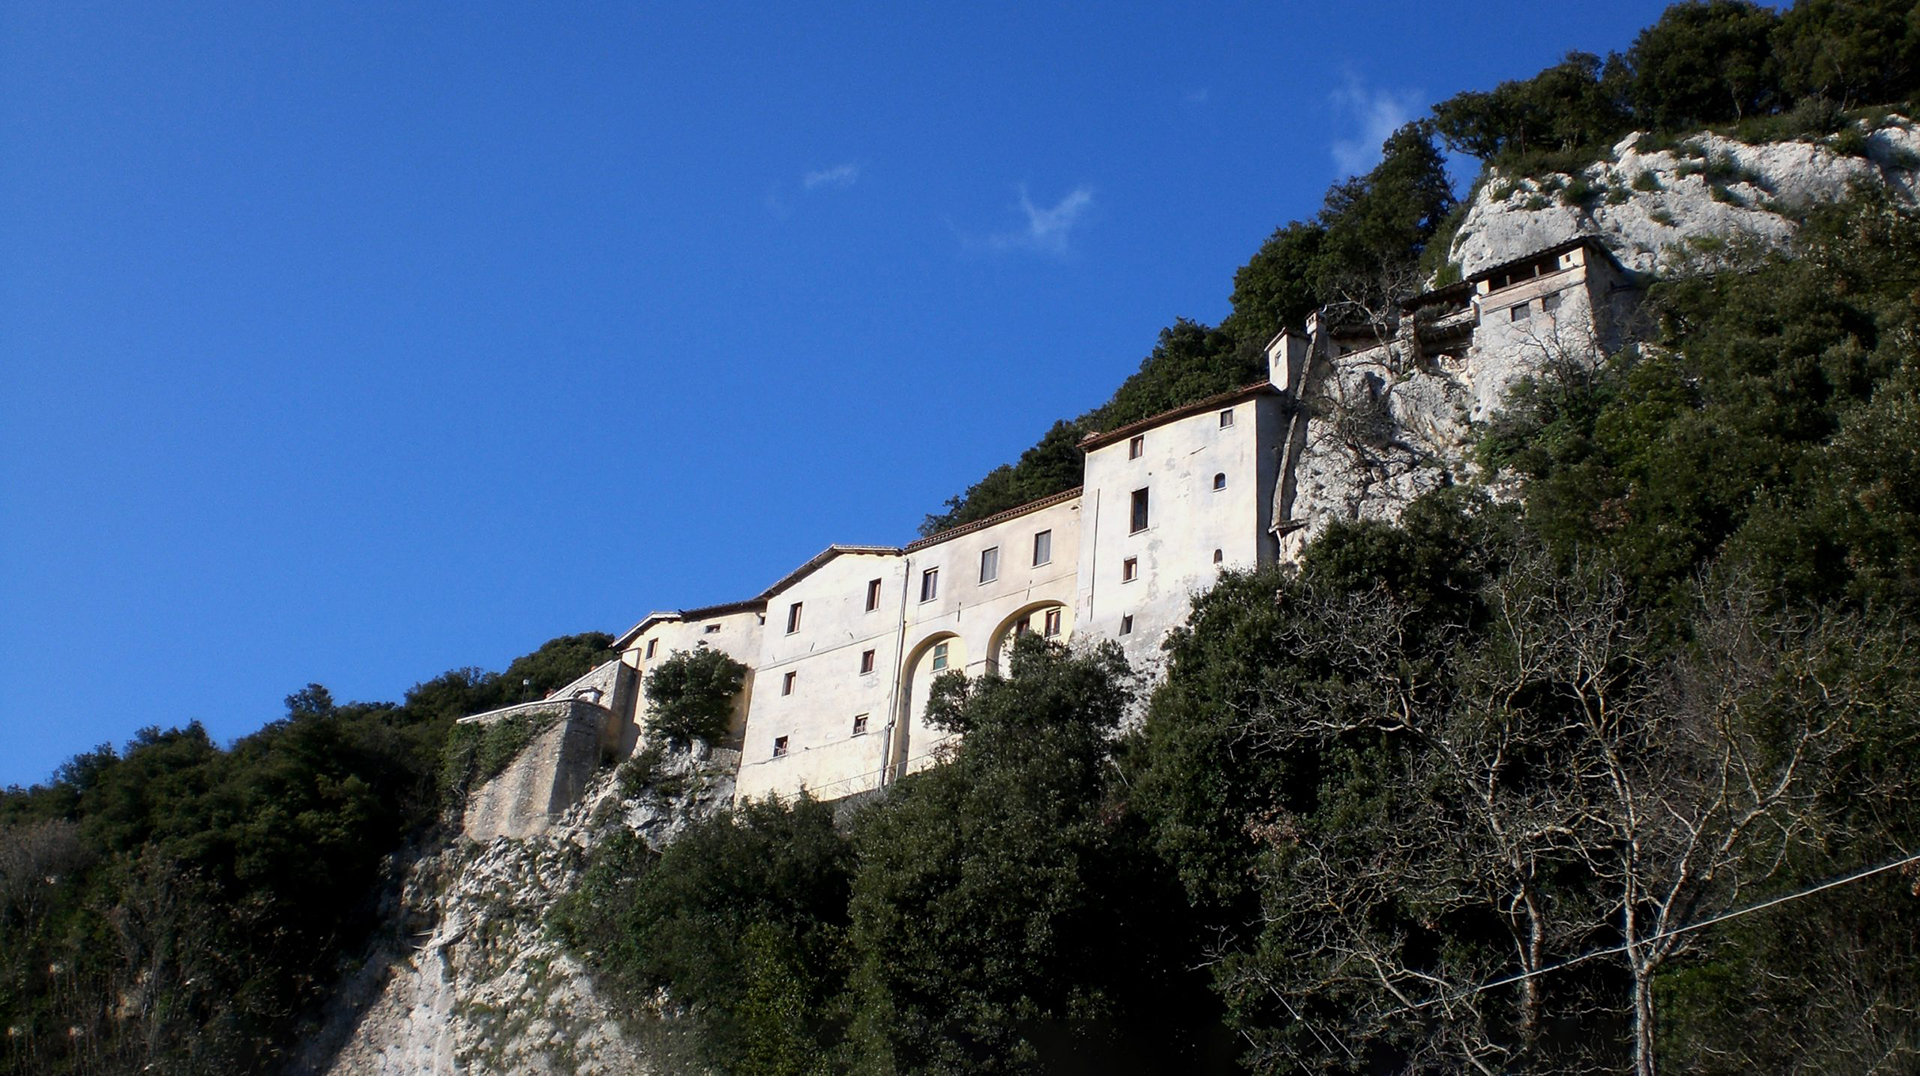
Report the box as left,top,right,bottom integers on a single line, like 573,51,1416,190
1329,73,1422,175
1184,87,1210,105
977,185,1094,256
803,162,861,191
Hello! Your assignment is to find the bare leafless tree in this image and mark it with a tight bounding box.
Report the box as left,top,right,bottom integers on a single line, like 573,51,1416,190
1216,561,1884,1074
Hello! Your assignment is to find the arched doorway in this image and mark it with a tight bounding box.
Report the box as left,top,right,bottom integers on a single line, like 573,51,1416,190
986,601,1074,675
888,632,966,780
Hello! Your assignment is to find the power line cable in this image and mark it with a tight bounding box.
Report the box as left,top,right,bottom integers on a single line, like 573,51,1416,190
1386,848,1920,1017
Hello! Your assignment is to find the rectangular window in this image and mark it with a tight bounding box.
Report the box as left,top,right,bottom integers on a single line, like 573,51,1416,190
1219,408,1234,428
1130,488,1150,533
1033,529,1052,566
932,641,949,671
645,639,658,659
773,735,789,757
852,714,869,736
704,623,721,634
782,671,796,695
1120,614,1135,635
786,602,803,634
1213,472,1227,491
1043,608,1062,637
979,546,999,584
1511,302,1531,322
1541,292,1560,312
865,578,882,611
920,568,939,603
860,649,876,674
1123,557,1139,582
1128,434,1145,459
1014,619,1031,638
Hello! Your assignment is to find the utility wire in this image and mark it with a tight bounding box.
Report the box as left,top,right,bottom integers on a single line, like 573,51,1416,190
1387,848,1920,1016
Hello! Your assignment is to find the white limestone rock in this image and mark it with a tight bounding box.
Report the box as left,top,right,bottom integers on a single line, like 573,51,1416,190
1448,117,1920,279
295,745,735,1076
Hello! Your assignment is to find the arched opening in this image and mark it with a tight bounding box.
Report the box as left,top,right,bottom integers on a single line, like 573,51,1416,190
986,600,1075,676
888,632,967,781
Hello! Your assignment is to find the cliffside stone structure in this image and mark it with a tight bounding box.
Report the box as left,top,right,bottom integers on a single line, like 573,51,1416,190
459,236,1640,818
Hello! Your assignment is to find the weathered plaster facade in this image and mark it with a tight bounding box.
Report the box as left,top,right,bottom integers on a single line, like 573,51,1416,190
465,235,1643,820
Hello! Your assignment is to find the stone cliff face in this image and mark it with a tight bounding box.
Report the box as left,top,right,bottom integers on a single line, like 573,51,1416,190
292,746,738,1076
1449,116,1920,278
1272,117,1919,557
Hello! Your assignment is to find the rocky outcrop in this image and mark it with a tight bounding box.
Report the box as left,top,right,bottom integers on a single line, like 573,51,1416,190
293,745,738,1076
1273,118,1920,557
1449,116,1920,279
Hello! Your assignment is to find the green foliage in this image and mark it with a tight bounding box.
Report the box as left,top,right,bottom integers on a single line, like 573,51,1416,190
1491,192,1920,611
439,710,555,804
1774,0,1920,108
554,795,856,1075
1220,220,1325,352
561,638,1231,1073
848,637,1225,1073
1432,50,1632,162
0,631,609,1075
644,645,751,748
1628,0,1782,128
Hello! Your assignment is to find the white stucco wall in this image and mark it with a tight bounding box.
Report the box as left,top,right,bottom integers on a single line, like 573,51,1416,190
616,605,766,756
891,494,1083,775
734,551,907,802
1077,390,1281,679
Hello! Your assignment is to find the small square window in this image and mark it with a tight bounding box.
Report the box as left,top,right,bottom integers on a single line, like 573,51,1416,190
852,714,869,736
980,546,999,584
645,639,658,659
1130,488,1150,533
1511,302,1531,322
1013,619,1031,638
1213,472,1227,491
932,641,949,671
860,649,876,674
1219,408,1234,428
786,602,803,634
1128,434,1145,459
1043,608,1062,637
772,735,789,758
704,623,721,634
920,568,939,603
1541,292,1560,312
1033,530,1052,566
1122,557,1139,582
782,671,796,695
865,578,882,611
1120,614,1134,635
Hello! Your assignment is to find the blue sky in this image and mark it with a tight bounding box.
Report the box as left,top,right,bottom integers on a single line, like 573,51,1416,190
1,1,1676,787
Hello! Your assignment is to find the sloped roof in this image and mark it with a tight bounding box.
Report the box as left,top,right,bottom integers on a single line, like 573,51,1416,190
1466,233,1625,289
1077,381,1277,451
758,544,904,600
612,597,767,650
905,487,1083,552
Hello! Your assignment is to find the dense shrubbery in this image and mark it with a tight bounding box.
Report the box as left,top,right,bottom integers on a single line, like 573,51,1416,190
562,638,1231,1074
644,645,751,748
565,193,1920,1073
0,632,610,1075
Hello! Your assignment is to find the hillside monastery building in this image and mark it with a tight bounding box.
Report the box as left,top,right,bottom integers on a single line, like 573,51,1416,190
457,237,1640,832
